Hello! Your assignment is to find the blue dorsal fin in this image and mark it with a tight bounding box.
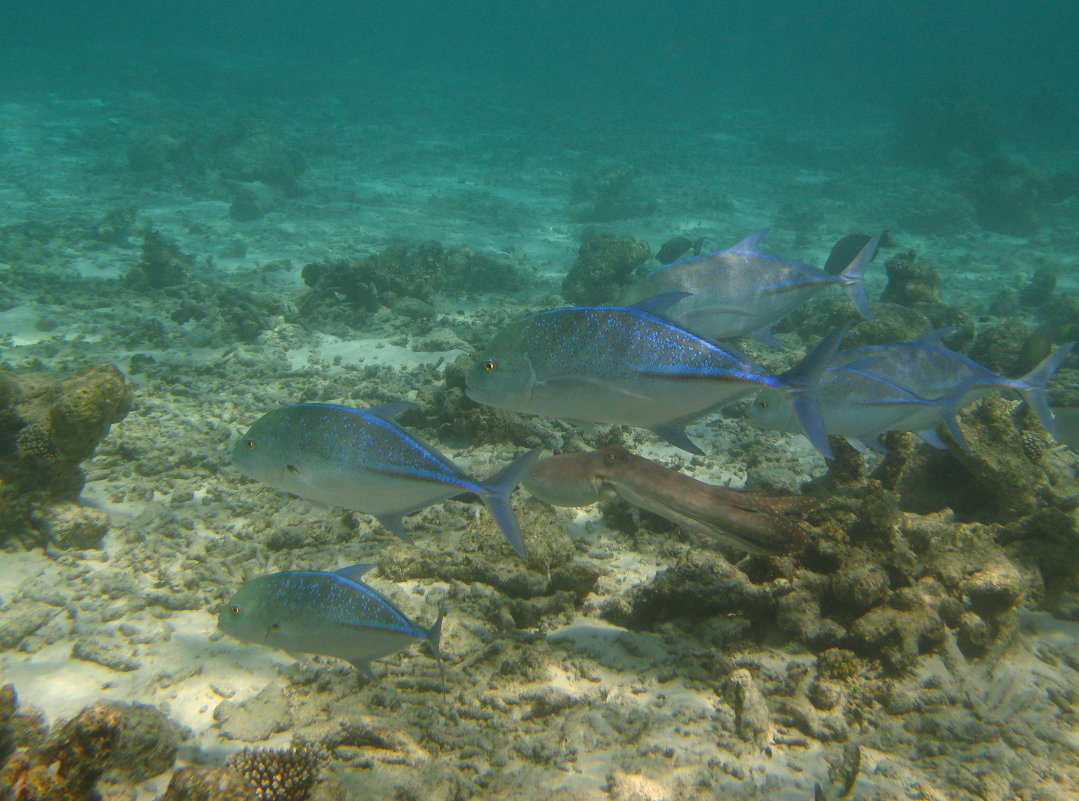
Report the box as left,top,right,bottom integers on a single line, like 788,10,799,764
368,401,414,421
335,564,377,582
728,229,770,253
631,292,692,315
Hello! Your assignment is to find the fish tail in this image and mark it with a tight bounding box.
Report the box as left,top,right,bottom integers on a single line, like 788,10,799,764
477,447,544,558
838,230,884,321
780,324,851,460
1016,342,1076,438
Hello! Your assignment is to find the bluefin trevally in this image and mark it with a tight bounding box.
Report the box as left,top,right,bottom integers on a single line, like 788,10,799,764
747,367,974,454
218,564,441,680
621,230,882,343
834,331,1075,439
465,294,848,459
233,402,540,557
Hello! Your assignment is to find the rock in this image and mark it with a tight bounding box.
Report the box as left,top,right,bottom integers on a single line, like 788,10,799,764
725,668,772,748
213,683,292,743
99,700,188,783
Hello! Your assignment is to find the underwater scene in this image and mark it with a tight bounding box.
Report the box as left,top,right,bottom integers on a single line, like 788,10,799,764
2,2,1079,799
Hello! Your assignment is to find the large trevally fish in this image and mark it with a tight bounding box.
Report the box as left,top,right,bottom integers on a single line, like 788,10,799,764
218,564,441,680
834,331,1075,439
747,366,974,454
465,294,848,459
621,230,882,342
233,402,540,557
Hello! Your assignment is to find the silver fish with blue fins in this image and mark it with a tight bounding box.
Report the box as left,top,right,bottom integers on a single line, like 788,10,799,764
233,401,541,557
466,294,849,459
218,564,441,680
621,230,883,343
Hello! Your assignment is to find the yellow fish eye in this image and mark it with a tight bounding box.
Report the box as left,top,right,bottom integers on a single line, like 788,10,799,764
244,439,257,450
231,605,242,615
758,400,769,409
483,360,497,372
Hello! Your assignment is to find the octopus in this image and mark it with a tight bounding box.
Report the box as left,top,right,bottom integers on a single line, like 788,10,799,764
523,444,817,555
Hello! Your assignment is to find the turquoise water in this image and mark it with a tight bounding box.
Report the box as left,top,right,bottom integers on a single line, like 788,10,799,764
1,3,1078,799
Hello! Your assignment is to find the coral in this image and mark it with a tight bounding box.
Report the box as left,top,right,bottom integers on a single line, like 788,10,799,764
0,701,122,801
98,700,187,783
607,473,1039,674
125,230,193,290
162,742,334,801
229,743,328,800
879,250,940,307
568,163,654,221
561,233,650,305
0,363,132,547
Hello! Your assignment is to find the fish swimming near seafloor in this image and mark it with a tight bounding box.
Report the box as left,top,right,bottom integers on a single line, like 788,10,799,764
233,402,541,556
218,564,441,680
523,444,816,555
620,230,882,342
747,366,974,454
465,295,848,459
833,331,1075,439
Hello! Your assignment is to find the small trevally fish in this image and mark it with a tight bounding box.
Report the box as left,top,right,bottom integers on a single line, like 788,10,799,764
465,294,847,459
747,366,973,454
621,230,882,342
233,402,540,557
218,564,441,679
834,331,1075,439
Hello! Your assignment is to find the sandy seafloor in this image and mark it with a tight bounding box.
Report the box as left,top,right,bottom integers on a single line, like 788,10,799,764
2,74,1079,800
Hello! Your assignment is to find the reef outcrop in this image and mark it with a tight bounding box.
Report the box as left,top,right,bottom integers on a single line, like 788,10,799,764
0,363,132,548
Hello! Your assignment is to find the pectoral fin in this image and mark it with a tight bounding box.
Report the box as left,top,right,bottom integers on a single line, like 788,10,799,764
347,659,377,681
376,514,413,544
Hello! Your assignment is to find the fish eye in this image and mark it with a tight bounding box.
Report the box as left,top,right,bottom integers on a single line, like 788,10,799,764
231,606,242,615
269,622,280,631
483,360,497,372
758,400,769,409
244,439,257,450
604,452,618,464
286,464,299,474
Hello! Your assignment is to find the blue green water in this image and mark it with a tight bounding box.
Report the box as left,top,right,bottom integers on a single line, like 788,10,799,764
1,3,1078,800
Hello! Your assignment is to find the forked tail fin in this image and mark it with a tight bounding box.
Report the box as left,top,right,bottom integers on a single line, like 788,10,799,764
779,324,851,460
838,230,883,322
477,447,544,557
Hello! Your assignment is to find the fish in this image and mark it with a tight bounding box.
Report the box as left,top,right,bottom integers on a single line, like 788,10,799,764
834,330,1075,439
523,444,816,554
465,294,848,459
823,232,888,275
233,402,541,557
747,366,974,454
218,564,441,680
620,230,882,343
655,235,705,265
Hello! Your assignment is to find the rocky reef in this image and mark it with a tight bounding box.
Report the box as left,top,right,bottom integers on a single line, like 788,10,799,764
560,232,650,305
299,242,524,332
0,363,132,549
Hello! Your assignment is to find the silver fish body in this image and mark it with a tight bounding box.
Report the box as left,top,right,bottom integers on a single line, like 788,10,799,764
218,565,441,678
233,402,539,556
835,332,1074,439
747,367,968,452
622,230,880,341
465,297,845,458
